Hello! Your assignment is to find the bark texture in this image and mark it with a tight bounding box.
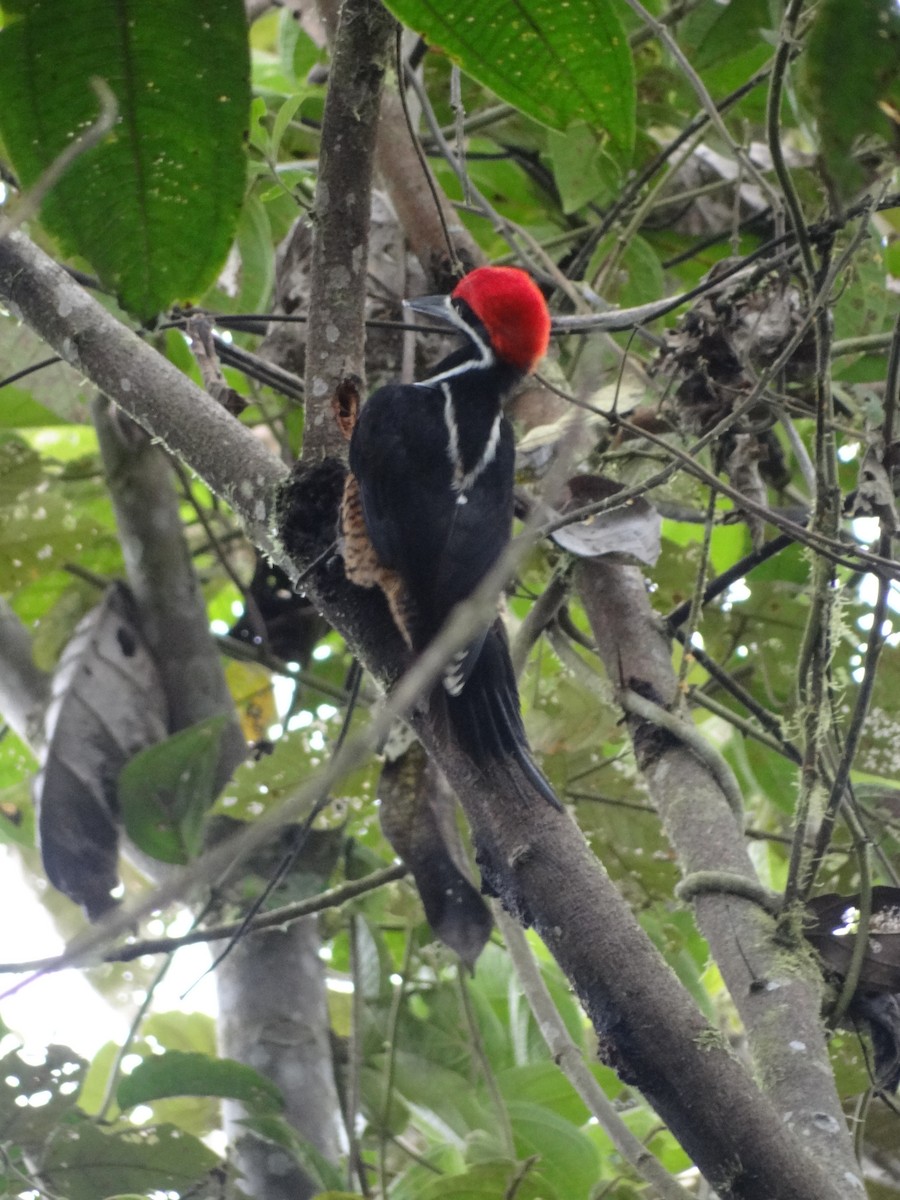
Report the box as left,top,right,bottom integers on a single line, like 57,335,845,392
218,920,344,1200
576,559,857,1180
302,0,396,462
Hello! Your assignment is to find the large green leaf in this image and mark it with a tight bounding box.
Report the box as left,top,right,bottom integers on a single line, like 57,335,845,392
241,1113,347,1192
547,122,625,212
383,0,635,149
419,1160,550,1200
804,0,900,196
507,1101,600,1200
41,1116,218,1200
117,1049,283,1113
681,0,771,70
118,714,228,864
0,0,250,320
0,1043,86,1157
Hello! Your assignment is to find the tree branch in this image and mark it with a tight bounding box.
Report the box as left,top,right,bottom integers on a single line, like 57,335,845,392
376,78,481,289
575,559,859,1184
0,232,288,549
0,598,50,751
0,863,408,974
302,0,396,463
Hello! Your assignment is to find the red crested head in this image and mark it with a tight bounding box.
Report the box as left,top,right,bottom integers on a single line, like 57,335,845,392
452,267,550,373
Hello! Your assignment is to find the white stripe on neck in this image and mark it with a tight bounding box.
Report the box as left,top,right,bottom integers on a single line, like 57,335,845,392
414,297,495,388
441,377,501,491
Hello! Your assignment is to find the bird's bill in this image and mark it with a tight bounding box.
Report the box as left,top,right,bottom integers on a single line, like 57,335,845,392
403,293,453,324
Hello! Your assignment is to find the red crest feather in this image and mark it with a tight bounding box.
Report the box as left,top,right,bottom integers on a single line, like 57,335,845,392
452,267,550,372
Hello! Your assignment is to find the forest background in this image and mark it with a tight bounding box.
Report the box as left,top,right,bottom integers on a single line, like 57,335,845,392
0,0,899,1197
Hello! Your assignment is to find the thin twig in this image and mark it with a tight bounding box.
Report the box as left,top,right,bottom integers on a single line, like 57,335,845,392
95,950,175,1122
457,966,515,1156
403,64,583,307
379,929,415,1195
619,0,780,213
665,533,795,632
566,58,780,282
394,30,463,277
494,906,694,1200
0,864,408,977
621,689,744,822
347,916,371,1196
677,490,717,687
799,313,900,898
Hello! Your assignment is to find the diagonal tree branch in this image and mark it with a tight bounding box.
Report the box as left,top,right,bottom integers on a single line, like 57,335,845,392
0,231,288,544
576,559,857,1181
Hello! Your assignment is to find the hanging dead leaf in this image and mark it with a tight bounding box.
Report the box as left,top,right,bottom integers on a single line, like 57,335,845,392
33,584,168,918
379,739,492,970
806,887,900,994
542,475,661,567
806,887,900,1090
725,433,767,548
850,433,900,532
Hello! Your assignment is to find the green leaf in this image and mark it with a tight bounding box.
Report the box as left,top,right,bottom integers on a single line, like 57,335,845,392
0,435,41,504
143,1010,218,1057
241,1114,346,1191
547,122,625,212
391,1051,492,1139
118,714,228,864
382,0,635,146
804,0,900,196
271,94,306,159
682,0,771,71
41,1116,218,1200
117,1049,283,1113
0,1044,87,1157
0,0,250,320
832,239,892,343
497,1062,588,1125
508,1101,600,1199
202,190,275,315
419,1161,547,1200
587,232,665,308
0,463,118,594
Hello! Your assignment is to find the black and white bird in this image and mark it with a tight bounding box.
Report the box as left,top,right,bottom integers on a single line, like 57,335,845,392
342,265,559,808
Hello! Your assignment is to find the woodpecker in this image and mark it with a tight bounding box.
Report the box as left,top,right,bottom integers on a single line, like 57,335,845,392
342,265,559,808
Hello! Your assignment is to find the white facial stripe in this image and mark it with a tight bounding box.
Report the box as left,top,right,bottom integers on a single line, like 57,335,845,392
414,295,495,387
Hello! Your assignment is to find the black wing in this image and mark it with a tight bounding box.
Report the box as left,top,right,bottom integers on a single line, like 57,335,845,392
350,383,513,649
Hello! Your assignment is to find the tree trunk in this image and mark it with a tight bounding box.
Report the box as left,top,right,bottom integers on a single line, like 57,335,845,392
218,919,343,1200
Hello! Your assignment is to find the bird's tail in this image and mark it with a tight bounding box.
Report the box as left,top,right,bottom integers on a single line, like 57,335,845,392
439,622,561,810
